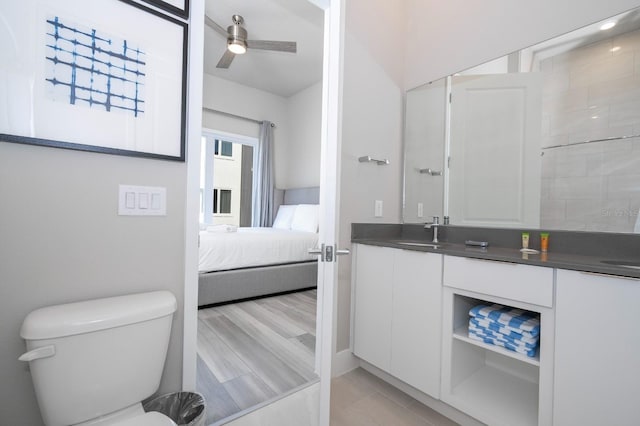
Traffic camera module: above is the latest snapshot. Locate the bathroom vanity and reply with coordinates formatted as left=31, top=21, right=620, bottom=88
left=350, top=224, right=640, bottom=426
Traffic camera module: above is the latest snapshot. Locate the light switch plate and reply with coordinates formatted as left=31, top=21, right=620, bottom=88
left=374, top=200, right=383, bottom=217
left=119, top=185, right=166, bottom=216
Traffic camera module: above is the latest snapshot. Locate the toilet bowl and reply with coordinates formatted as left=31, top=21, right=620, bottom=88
left=19, top=291, right=178, bottom=426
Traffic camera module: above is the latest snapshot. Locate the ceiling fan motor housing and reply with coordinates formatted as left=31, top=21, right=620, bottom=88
left=228, top=15, right=247, bottom=43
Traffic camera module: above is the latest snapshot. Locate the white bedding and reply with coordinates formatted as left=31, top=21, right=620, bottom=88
left=198, top=227, right=319, bottom=273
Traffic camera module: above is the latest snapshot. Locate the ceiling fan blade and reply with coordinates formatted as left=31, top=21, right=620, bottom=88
left=216, top=50, right=236, bottom=68
left=205, top=15, right=228, bottom=38
left=246, top=40, right=297, bottom=53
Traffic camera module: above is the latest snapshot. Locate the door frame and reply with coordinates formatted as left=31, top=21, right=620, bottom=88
left=182, top=0, right=344, bottom=424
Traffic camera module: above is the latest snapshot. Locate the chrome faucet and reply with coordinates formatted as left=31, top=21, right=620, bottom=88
left=424, top=216, right=441, bottom=243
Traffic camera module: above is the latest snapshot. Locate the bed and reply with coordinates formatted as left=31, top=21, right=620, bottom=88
left=198, top=187, right=320, bottom=307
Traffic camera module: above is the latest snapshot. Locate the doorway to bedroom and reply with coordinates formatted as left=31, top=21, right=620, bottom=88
left=196, top=128, right=320, bottom=425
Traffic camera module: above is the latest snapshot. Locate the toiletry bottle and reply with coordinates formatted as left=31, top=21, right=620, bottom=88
left=521, top=232, right=530, bottom=249
left=540, top=232, right=549, bottom=252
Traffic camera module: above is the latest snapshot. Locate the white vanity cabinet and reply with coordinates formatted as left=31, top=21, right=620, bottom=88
left=553, top=269, right=640, bottom=426
left=441, top=256, right=555, bottom=426
left=352, top=243, right=443, bottom=398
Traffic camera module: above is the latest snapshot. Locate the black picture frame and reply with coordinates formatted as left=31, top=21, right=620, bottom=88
left=140, top=0, right=190, bottom=20
left=0, top=0, right=188, bottom=162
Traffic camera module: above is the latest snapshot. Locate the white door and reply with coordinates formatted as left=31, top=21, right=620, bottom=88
left=448, top=73, right=542, bottom=228
left=183, top=1, right=344, bottom=425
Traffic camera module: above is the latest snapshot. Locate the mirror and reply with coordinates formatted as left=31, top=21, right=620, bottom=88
left=404, top=7, right=640, bottom=233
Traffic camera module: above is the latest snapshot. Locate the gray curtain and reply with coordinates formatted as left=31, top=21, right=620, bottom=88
left=252, top=121, right=275, bottom=226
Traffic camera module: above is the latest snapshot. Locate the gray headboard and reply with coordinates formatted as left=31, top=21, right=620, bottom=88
left=273, top=187, right=320, bottom=221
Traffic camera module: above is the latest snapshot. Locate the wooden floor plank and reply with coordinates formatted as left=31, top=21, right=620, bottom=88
left=197, top=289, right=317, bottom=425
left=294, top=332, right=316, bottom=352
left=223, top=373, right=278, bottom=411
left=204, top=314, right=308, bottom=393
left=196, top=355, right=240, bottom=425
left=197, top=320, right=250, bottom=383
left=256, top=297, right=316, bottom=335
left=236, top=300, right=306, bottom=338
left=217, top=303, right=316, bottom=380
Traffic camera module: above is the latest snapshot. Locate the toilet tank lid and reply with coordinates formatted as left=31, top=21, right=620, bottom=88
left=20, top=291, right=177, bottom=340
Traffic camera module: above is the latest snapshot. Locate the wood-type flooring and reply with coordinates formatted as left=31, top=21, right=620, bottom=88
left=196, top=289, right=317, bottom=425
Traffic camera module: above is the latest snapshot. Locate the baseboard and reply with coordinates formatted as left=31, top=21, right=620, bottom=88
left=332, top=349, right=360, bottom=377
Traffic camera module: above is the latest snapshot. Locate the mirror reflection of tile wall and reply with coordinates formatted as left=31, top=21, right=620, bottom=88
left=540, top=29, right=640, bottom=232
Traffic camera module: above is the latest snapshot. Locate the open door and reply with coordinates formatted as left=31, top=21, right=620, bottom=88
left=183, top=0, right=344, bottom=425
left=448, top=72, right=542, bottom=228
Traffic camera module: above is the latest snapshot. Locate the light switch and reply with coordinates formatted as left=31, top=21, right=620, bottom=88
left=119, top=185, right=167, bottom=216
left=375, top=200, right=383, bottom=217
left=418, top=202, right=424, bottom=218
left=125, top=192, right=136, bottom=209
left=150, top=193, right=161, bottom=210
left=138, top=193, right=149, bottom=209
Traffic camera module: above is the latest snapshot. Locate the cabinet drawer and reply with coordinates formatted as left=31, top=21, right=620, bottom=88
left=443, top=256, right=553, bottom=307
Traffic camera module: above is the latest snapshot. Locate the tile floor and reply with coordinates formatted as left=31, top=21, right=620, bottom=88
left=330, top=368, right=460, bottom=426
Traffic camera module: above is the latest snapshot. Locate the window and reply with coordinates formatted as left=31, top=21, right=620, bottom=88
left=213, top=189, right=232, bottom=214
left=214, top=139, right=233, bottom=157
left=201, top=131, right=258, bottom=226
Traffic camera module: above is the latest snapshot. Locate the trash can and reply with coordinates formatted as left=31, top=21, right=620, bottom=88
left=143, top=391, right=205, bottom=426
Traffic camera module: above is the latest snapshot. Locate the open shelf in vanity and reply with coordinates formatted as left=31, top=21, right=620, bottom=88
left=446, top=293, right=541, bottom=426
left=441, top=256, right=554, bottom=426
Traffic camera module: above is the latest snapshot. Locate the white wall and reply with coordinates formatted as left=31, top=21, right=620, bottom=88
left=336, top=0, right=408, bottom=352
left=202, top=74, right=323, bottom=190
left=284, top=81, right=323, bottom=189
left=0, top=144, right=186, bottom=425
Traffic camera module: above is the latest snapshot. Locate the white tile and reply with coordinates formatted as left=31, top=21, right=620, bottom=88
left=609, top=98, right=640, bottom=128
left=606, top=173, right=640, bottom=199
left=587, top=145, right=639, bottom=177
left=588, top=74, right=640, bottom=106
left=551, top=176, right=604, bottom=199
left=586, top=51, right=635, bottom=85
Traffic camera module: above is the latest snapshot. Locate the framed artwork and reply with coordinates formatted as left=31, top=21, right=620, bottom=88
left=141, top=0, right=190, bottom=19
left=0, top=0, right=188, bottom=161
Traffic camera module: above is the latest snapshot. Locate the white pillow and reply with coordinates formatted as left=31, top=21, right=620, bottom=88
left=291, top=204, right=319, bottom=233
left=273, top=205, right=298, bottom=229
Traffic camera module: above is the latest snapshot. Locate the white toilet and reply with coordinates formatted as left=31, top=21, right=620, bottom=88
left=19, top=291, right=179, bottom=426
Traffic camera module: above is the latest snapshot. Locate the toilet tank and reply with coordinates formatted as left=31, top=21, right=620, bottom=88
left=19, top=291, right=177, bottom=426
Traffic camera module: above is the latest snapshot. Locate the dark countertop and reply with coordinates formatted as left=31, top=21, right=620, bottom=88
left=351, top=224, right=640, bottom=280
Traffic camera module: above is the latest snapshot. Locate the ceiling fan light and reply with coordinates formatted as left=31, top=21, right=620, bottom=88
left=228, top=39, right=247, bottom=54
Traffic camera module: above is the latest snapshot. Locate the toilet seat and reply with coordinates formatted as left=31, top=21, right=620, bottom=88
left=111, top=412, right=177, bottom=426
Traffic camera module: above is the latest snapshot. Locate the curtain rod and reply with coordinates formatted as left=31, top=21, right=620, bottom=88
left=202, top=107, right=275, bottom=127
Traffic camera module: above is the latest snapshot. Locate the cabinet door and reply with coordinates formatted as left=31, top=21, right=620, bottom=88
left=554, top=269, right=640, bottom=426
left=391, top=250, right=442, bottom=398
left=352, top=244, right=393, bottom=371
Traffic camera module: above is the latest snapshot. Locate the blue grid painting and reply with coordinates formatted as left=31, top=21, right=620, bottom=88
left=45, top=16, right=145, bottom=117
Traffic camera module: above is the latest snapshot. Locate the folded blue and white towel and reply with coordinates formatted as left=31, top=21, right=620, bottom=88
left=469, top=304, right=540, bottom=337
left=469, top=317, right=538, bottom=344
left=468, top=322, right=538, bottom=349
left=468, top=327, right=538, bottom=357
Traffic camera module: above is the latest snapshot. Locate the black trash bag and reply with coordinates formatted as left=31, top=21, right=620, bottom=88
left=143, top=392, right=205, bottom=426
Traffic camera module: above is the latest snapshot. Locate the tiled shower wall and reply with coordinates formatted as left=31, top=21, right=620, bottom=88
left=540, top=29, right=640, bottom=232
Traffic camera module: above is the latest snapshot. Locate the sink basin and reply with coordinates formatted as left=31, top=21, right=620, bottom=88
left=600, top=260, right=640, bottom=270
left=392, top=241, right=442, bottom=249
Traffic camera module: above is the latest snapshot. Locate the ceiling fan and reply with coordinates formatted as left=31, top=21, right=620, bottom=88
left=205, top=14, right=297, bottom=69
